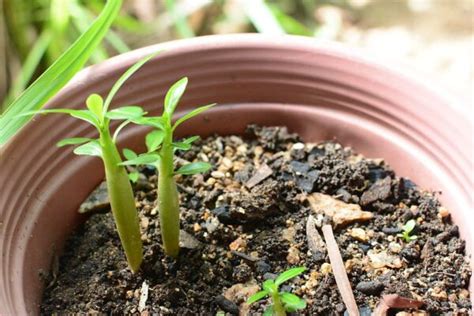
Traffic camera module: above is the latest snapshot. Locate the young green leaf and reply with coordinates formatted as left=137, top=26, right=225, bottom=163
left=133, top=116, right=165, bottom=130
left=102, top=52, right=160, bottom=115
left=176, top=162, right=211, bottom=175
left=247, top=290, right=269, bottom=304
left=173, top=103, right=215, bottom=130
left=128, top=171, right=139, bottom=183
left=146, top=130, right=165, bottom=152
left=70, top=110, right=101, bottom=128
left=18, top=108, right=100, bottom=128
left=171, top=136, right=200, bottom=151
left=262, top=279, right=277, bottom=294
left=0, top=0, right=123, bottom=146
left=280, top=292, right=306, bottom=310
left=57, top=137, right=93, bottom=147
left=182, top=135, right=200, bottom=145
left=123, top=148, right=138, bottom=160
left=275, top=267, right=306, bottom=286
left=86, top=94, right=104, bottom=121
left=164, top=77, right=188, bottom=116
left=106, top=106, right=145, bottom=120
left=172, top=141, right=192, bottom=151
left=73, top=141, right=102, bottom=157
left=120, top=153, right=160, bottom=166
left=402, top=219, right=416, bottom=233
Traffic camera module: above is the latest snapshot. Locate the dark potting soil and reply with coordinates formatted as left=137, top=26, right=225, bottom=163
left=41, top=126, right=471, bottom=315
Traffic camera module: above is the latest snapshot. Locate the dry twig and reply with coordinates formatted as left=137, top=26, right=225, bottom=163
left=322, top=224, right=359, bottom=316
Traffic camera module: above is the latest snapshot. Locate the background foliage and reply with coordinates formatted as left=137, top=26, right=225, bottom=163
left=1, top=0, right=472, bottom=111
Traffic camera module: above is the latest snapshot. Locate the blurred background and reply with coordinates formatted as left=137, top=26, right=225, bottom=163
left=1, top=0, right=472, bottom=111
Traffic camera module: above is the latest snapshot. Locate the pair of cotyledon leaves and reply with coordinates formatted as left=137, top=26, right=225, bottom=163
left=247, top=267, right=307, bottom=315
left=397, top=219, right=418, bottom=242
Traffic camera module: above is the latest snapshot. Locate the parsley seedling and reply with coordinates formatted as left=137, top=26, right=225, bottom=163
left=397, top=219, right=418, bottom=242
left=247, top=267, right=307, bottom=316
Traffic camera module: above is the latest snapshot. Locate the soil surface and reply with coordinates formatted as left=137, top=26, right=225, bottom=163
left=41, top=126, right=471, bottom=315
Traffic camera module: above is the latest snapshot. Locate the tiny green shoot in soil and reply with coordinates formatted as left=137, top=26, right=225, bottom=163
left=18, top=54, right=158, bottom=273
left=121, top=77, right=215, bottom=258
left=397, top=219, right=418, bottom=242
left=247, top=267, right=307, bottom=316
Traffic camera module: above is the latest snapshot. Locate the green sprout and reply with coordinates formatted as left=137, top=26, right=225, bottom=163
left=121, top=77, right=214, bottom=258
left=397, top=219, right=418, bottom=242
left=247, top=267, right=307, bottom=316
left=20, top=54, right=157, bottom=273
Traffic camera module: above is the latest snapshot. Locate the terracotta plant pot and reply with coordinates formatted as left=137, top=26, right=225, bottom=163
left=0, top=34, right=472, bottom=314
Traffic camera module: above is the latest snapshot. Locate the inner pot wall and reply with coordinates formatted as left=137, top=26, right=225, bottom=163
left=0, top=35, right=472, bottom=315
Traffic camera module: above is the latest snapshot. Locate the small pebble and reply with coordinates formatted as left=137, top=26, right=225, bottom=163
left=215, top=295, right=239, bottom=315
left=438, top=206, right=450, bottom=219
left=349, top=228, right=369, bottom=242
left=140, top=217, right=149, bottom=230
left=263, top=272, right=277, bottom=280
left=211, top=171, right=225, bottom=179
left=229, top=237, right=247, bottom=252
left=430, top=287, right=448, bottom=300
left=355, top=280, right=384, bottom=295
left=286, top=246, right=301, bottom=264
left=256, top=261, right=271, bottom=274
left=320, top=263, right=332, bottom=275
left=388, top=242, right=402, bottom=253
left=232, top=263, right=252, bottom=282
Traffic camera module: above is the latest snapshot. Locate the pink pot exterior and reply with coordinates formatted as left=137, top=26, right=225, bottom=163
left=0, top=34, right=472, bottom=314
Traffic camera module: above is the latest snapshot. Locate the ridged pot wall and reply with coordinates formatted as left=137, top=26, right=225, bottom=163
left=0, top=35, right=472, bottom=314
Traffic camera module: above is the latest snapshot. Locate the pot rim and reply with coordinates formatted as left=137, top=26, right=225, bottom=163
left=4, top=34, right=471, bottom=152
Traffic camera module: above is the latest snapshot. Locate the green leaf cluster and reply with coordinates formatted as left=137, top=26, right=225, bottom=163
left=397, top=219, right=418, bottom=242
left=121, top=76, right=214, bottom=178
left=247, top=267, right=307, bottom=316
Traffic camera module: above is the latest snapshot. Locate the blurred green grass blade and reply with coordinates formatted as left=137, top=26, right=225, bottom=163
left=268, top=4, right=312, bottom=36
left=165, top=0, right=195, bottom=38
left=70, top=0, right=130, bottom=55
left=69, top=0, right=109, bottom=63
left=89, top=0, right=145, bottom=33
left=0, top=0, right=123, bottom=146
left=46, top=0, right=72, bottom=64
left=3, top=29, right=53, bottom=107
left=104, top=27, right=130, bottom=53
left=240, top=0, right=285, bottom=35
left=50, top=0, right=69, bottom=34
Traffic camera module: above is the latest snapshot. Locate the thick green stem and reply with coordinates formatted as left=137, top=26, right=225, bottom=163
left=100, top=129, right=142, bottom=272
left=157, top=129, right=180, bottom=258
left=272, top=292, right=286, bottom=316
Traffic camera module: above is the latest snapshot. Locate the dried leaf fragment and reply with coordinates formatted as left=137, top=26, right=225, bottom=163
left=245, top=163, right=273, bottom=189
left=373, top=294, right=424, bottom=316
left=308, top=193, right=373, bottom=227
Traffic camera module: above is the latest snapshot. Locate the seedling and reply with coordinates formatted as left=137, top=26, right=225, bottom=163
left=397, top=219, right=418, bottom=242
left=247, top=267, right=307, bottom=316
left=20, top=55, right=157, bottom=273
left=122, top=77, right=214, bottom=258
